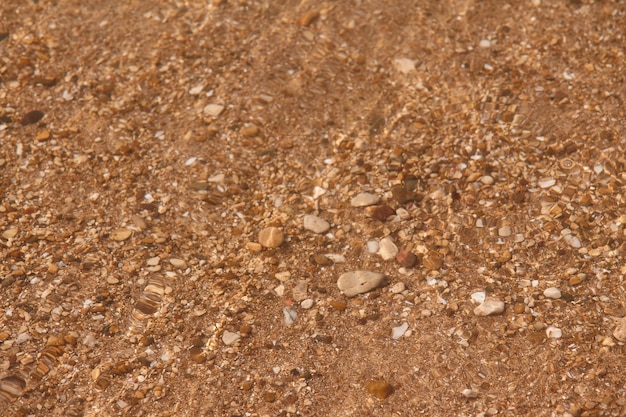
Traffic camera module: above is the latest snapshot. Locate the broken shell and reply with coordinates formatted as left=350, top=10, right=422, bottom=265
left=0, top=375, right=27, bottom=402
left=559, top=158, right=575, bottom=170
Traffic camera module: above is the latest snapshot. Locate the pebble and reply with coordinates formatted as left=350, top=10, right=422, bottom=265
left=364, top=379, right=394, bottom=399
left=546, top=326, right=562, bottom=339
left=169, top=258, right=187, bottom=269
left=498, top=226, right=512, bottom=237
left=240, top=124, right=259, bottom=137
left=301, top=299, right=314, bottom=309
left=20, top=110, right=44, bottom=125
left=393, top=57, right=417, bottom=74
left=303, top=215, right=330, bottom=234
left=283, top=307, right=297, bottom=325
left=324, top=253, right=346, bottom=263
left=222, top=330, right=240, bottom=346
left=337, top=271, right=385, bottom=297
left=367, top=240, right=379, bottom=253
left=203, top=103, right=224, bottom=117
left=258, top=227, right=284, bottom=248
left=613, top=317, right=626, bottom=342
left=110, top=228, right=132, bottom=241
left=479, top=39, right=491, bottom=48
left=473, top=300, right=505, bottom=316
left=292, top=281, right=308, bottom=301
left=543, top=287, right=562, bottom=299
left=480, top=175, right=494, bottom=185
left=391, top=322, right=408, bottom=339
left=462, top=388, right=479, bottom=398
left=538, top=177, right=556, bottom=188
left=471, top=291, right=486, bottom=304
left=390, top=282, right=406, bottom=294
left=350, top=192, right=380, bottom=207
left=378, top=237, right=398, bottom=260
left=395, top=250, right=417, bottom=268
left=368, top=205, right=395, bottom=221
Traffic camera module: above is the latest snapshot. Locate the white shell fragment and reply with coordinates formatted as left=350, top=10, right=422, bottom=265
left=391, top=322, right=409, bottom=340
left=546, top=326, right=562, bottom=339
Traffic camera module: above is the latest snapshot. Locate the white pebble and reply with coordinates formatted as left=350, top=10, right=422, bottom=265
left=222, top=330, right=240, bottom=345
left=473, top=300, right=505, bottom=316
left=471, top=291, right=486, bottom=304
left=546, top=326, right=562, bottom=338
left=462, top=388, right=479, bottom=398
left=283, top=307, right=297, bottom=326
left=350, top=192, right=380, bottom=207
left=378, top=236, right=398, bottom=260
left=367, top=240, right=379, bottom=253
left=543, top=287, right=562, bottom=299
left=204, top=103, right=224, bottom=117
left=324, top=253, right=346, bottom=263
left=300, top=299, right=314, bottom=309
left=391, top=322, right=409, bottom=339
left=538, top=178, right=556, bottom=188
left=303, top=214, right=330, bottom=234
left=479, top=39, right=491, bottom=48
left=390, top=282, right=406, bottom=294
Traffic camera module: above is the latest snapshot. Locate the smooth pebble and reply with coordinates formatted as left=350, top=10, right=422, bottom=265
left=350, top=192, right=380, bottom=207
left=258, top=226, right=284, bottom=248
left=303, top=215, right=330, bottom=234
left=546, top=326, right=562, bottom=338
left=222, top=330, right=240, bottom=346
left=283, top=306, right=297, bottom=325
left=337, top=271, right=385, bottom=297
left=613, top=317, right=626, bottom=342
left=390, top=282, right=406, bottom=294
left=543, top=287, right=562, bottom=299
left=378, top=236, right=398, bottom=260
left=301, top=299, right=314, bottom=309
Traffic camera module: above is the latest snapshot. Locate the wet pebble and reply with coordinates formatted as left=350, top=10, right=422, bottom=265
left=337, top=271, right=385, bottom=297
left=473, top=300, right=505, bottom=316
left=350, top=192, right=380, bottom=207
left=303, top=214, right=330, bottom=234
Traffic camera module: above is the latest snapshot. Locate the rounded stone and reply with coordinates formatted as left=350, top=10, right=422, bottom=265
left=378, top=237, right=398, bottom=260
left=337, top=271, right=385, bottom=297
left=350, top=192, right=380, bottom=207
left=613, top=317, right=626, bottom=342
left=303, top=215, right=330, bottom=234
left=543, top=287, right=562, bottom=299
left=258, top=227, right=284, bottom=248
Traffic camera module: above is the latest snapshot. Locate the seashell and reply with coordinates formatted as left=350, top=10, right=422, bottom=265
left=128, top=276, right=167, bottom=335
left=559, top=158, right=575, bottom=170
left=0, top=375, right=27, bottom=402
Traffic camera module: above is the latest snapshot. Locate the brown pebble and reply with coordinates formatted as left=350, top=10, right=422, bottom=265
left=396, top=250, right=417, bottom=268
left=313, top=254, right=332, bottom=266
left=241, top=125, right=259, bottom=137
left=513, top=304, right=525, bottom=314
left=368, top=205, right=395, bottom=221
left=391, top=184, right=416, bottom=204
left=258, top=226, right=284, bottom=248
left=189, top=347, right=205, bottom=364
left=239, top=325, right=252, bottom=335
left=329, top=300, right=347, bottom=311
left=297, top=10, right=319, bottom=26
left=21, top=110, right=44, bottom=125
left=36, top=130, right=51, bottom=141
left=569, top=275, right=583, bottom=286
left=364, top=379, right=394, bottom=399
left=422, top=253, right=443, bottom=270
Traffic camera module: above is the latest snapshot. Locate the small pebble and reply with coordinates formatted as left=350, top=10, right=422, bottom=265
left=396, top=250, right=417, bottom=268
left=337, top=271, right=385, bottom=297
left=350, top=192, right=380, bottom=207
left=303, top=215, right=330, bottom=234
left=390, top=282, right=406, bottom=294
left=391, top=322, right=408, bottom=339
left=20, top=110, right=44, bottom=125
left=368, top=205, right=395, bottom=221
left=364, top=380, right=394, bottom=399
left=301, top=299, right=314, bottom=309
left=471, top=291, right=486, bottom=304
left=479, top=39, right=491, bottom=48
left=543, top=287, right=562, bottom=299
left=613, top=317, right=626, bottom=342
left=169, top=258, right=187, bottom=269
left=204, top=103, right=224, bottom=117
left=498, top=226, right=512, bottom=237
left=462, top=388, right=479, bottom=398
left=480, top=175, right=494, bottom=185
left=367, top=240, right=379, bottom=253
left=324, top=253, right=346, bottom=263
left=292, top=281, right=308, bottom=301
left=240, top=124, right=259, bottom=137
left=283, top=307, right=297, bottom=325
left=258, top=227, right=284, bottom=248
left=473, top=300, right=505, bottom=316
left=378, top=236, right=398, bottom=260
left=546, top=326, right=562, bottom=339
left=222, top=330, right=240, bottom=346
left=539, top=177, right=556, bottom=188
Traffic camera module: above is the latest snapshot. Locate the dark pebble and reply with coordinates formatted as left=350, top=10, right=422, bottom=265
left=20, top=110, right=44, bottom=125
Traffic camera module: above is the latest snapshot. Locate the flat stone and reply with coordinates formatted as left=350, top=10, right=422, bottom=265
left=337, top=271, right=385, bottom=297
left=378, top=237, right=398, bottom=260
left=473, top=300, right=505, bottom=316
left=350, top=192, right=380, bottom=207
left=204, top=103, right=224, bottom=117
left=613, top=317, right=626, bottom=342
left=390, top=282, right=406, bottom=294
left=301, top=299, right=314, bottom=309
left=543, top=287, right=562, bottom=299
left=222, top=330, right=240, bottom=346
left=303, top=215, right=330, bottom=234
left=169, top=258, right=187, bottom=269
